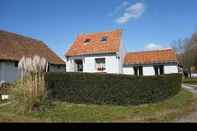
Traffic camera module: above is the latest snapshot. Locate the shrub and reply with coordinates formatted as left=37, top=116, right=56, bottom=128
left=45, top=73, right=182, bottom=105
left=10, top=75, right=46, bottom=113
left=9, top=55, right=48, bottom=113
left=0, top=83, right=12, bottom=95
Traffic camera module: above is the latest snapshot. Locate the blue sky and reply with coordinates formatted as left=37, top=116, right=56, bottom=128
left=1, top=0, right=197, bottom=59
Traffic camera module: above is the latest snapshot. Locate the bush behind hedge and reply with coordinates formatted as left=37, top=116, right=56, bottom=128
left=45, top=73, right=182, bottom=105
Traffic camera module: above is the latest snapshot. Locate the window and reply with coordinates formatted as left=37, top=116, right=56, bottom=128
left=139, top=66, right=143, bottom=76
left=134, top=66, right=138, bottom=76
left=84, top=38, right=91, bottom=44
left=134, top=66, right=143, bottom=76
left=95, top=58, right=106, bottom=71
left=154, top=66, right=159, bottom=76
left=159, top=65, right=164, bottom=75
left=66, top=56, right=69, bottom=61
left=116, top=56, right=120, bottom=59
left=101, top=36, right=108, bottom=43
left=57, top=65, right=61, bottom=69
left=154, top=65, right=164, bottom=75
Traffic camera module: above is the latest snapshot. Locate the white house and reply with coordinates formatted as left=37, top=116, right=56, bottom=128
left=65, top=29, right=178, bottom=75
left=0, top=30, right=66, bottom=83
left=65, top=29, right=126, bottom=74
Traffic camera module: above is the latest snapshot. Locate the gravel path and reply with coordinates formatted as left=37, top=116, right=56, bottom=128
left=176, top=84, right=197, bottom=122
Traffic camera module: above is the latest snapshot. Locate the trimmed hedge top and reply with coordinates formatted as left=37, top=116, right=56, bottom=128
left=45, top=73, right=182, bottom=105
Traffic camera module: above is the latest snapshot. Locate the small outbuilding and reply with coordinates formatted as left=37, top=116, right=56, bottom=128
left=0, top=30, right=65, bottom=83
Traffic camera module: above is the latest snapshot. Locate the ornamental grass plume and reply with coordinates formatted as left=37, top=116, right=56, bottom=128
left=14, top=55, right=48, bottom=112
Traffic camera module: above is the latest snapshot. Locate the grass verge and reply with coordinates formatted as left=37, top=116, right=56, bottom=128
left=0, top=89, right=195, bottom=122
left=183, top=78, right=197, bottom=84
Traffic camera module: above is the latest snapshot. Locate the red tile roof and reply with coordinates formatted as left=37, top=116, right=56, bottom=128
left=65, top=29, right=122, bottom=57
left=124, top=49, right=177, bottom=65
left=0, top=30, right=65, bottom=65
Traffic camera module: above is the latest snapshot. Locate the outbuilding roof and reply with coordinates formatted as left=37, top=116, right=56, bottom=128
left=0, top=30, right=65, bottom=65
left=124, top=49, right=177, bottom=65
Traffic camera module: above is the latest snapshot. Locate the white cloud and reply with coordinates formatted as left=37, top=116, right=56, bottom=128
left=115, top=2, right=145, bottom=24
left=126, top=2, right=145, bottom=18
left=115, top=13, right=132, bottom=24
left=109, top=1, right=129, bottom=16
left=145, top=43, right=164, bottom=50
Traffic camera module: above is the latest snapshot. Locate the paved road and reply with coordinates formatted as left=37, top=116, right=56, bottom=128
left=176, top=84, right=197, bottom=122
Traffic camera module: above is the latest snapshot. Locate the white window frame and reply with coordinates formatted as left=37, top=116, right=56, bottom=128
left=95, top=58, right=106, bottom=72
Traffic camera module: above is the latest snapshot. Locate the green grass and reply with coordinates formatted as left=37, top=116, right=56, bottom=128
left=0, top=89, right=195, bottom=122
left=183, top=78, right=197, bottom=84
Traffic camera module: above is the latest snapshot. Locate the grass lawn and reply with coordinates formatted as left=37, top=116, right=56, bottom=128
left=0, top=89, right=195, bottom=122
left=183, top=78, right=197, bottom=84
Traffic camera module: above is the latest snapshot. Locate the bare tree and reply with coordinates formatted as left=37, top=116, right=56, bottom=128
left=171, top=32, right=197, bottom=78
left=191, top=32, right=197, bottom=67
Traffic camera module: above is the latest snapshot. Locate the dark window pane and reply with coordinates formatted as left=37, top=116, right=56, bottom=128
left=154, top=66, right=159, bottom=76
left=160, top=65, right=164, bottom=75
left=134, top=66, right=138, bottom=76
left=139, top=66, right=143, bottom=76
left=101, top=36, right=108, bottom=43
left=84, top=38, right=91, bottom=44
left=134, top=66, right=143, bottom=76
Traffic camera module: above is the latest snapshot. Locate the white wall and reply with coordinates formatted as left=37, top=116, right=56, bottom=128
left=164, top=65, right=178, bottom=74
left=84, top=55, right=120, bottom=73
left=117, top=38, right=127, bottom=74
left=123, top=64, right=178, bottom=76
left=66, top=58, right=74, bottom=72
left=123, top=67, right=134, bottom=75
left=143, top=66, right=155, bottom=76
left=66, top=54, right=121, bottom=74
left=123, top=66, right=155, bottom=76
left=104, top=55, right=120, bottom=73
left=83, top=57, right=95, bottom=73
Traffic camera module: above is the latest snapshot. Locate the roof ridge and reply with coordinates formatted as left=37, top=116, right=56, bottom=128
left=127, top=48, right=173, bottom=54
left=0, top=29, right=44, bottom=44
left=79, top=28, right=123, bottom=36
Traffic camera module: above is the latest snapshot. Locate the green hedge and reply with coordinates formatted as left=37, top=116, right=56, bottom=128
left=45, top=73, right=182, bottom=105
